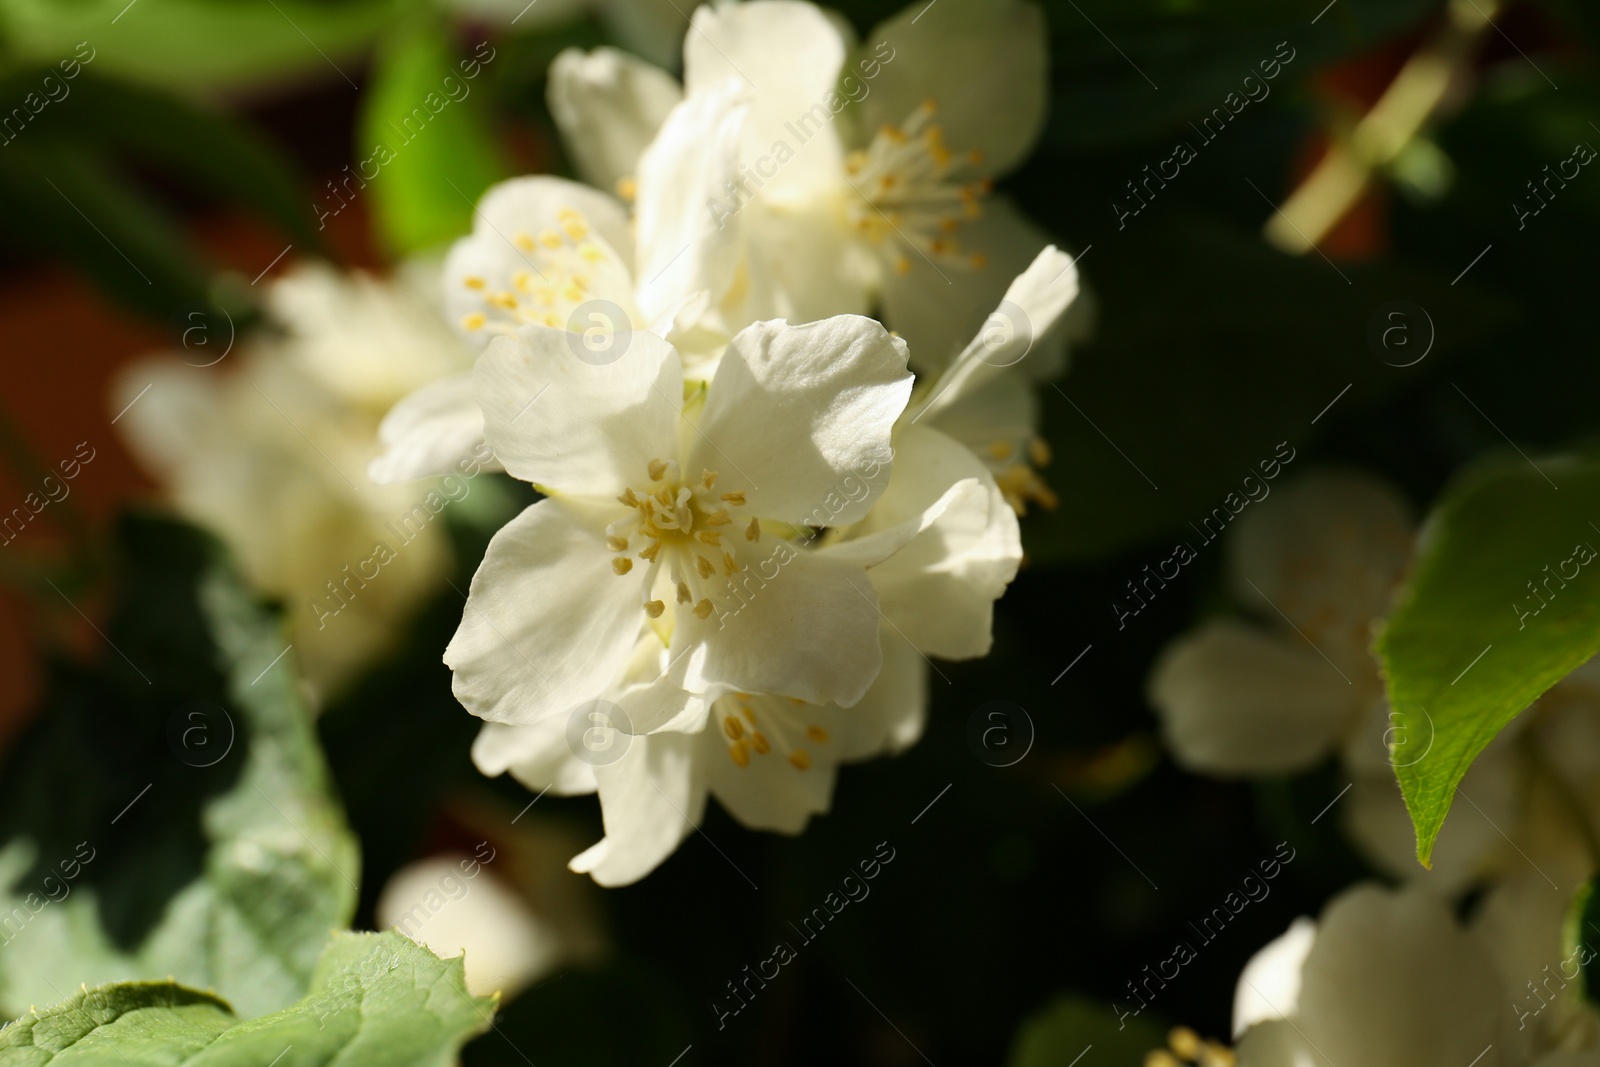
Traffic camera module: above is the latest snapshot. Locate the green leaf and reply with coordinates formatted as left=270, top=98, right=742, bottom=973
left=0, top=514, right=358, bottom=1019
left=1007, top=993, right=1166, bottom=1067
left=1023, top=217, right=1510, bottom=564
left=1377, top=454, right=1600, bottom=866
left=7, top=71, right=323, bottom=250
left=0, top=142, right=214, bottom=320
left=356, top=17, right=508, bottom=255
left=0, top=932, right=495, bottom=1066
left=0, top=0, right=396, bottom=95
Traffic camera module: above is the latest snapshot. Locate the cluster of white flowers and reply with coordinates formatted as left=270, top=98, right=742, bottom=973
left=365, top=0, right=1082, bottom=886
left=1148, top=470, right=1600, bottom=1064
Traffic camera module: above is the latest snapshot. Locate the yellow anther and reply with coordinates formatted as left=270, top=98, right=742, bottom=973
left=720, top=491, right=745, bottom=505
left=894, top=256, right=912, bottom=275
left=612, top=557, right=633, bottom=575
left=988, top=441, right=1015, bottom=461
left=561, top=284, right=584, bottom=303
left=643, top=599, right=665, bottom=618
left=460, top=312, right=487, bottom=332
left=701, top=469, right=718, bottom=489
left=488, top=291, right=518, bottom=310
left=745, top=517, right=761, bottom=542
left=463, top=275, right=486, bottom=290
left=969, top=252, right=988, bottom=269
left=677, top=581, right=692, bottom=603
left=639, top=541, right=661, bottom=562
left=696, top=530, right=722, bottom=546
left=617, top=489, right=638, bottom=507
left=562, top=219, right=588, bottom=241
left=1170, top=1029, right=1202, bottom=1060
left=807, top=726, right=829, bottom=743
left=615, top=176, right=638, bottom=201
left=705, top=510, right=731, bottom=526
left=606, top=536, right=629, bottom=552
left=750, top=730, right=770, bottom=754
left=723, top=716, right=744, bottom=740
left=1144, top=1053, right=1181, bottom=1067
left=511, top=270, right=535, bottom=292
left=513, top=232, right=536, bottom=252
left=1030, top=437, right=1052, bottom=467
left=694, top=598, right=715, bottom=619
left=578, top=243, right=606, bottom=263
left=538, top=229, right=563, bottom=249
left=788, top=749, right=811, bottom=770
left=696, top=556, right=714, bottom=578
left=729, top=741, right=751, bottom=768
left=648, top=458, right=669, bottom=481
left=721, top=552, right=738, bottom=576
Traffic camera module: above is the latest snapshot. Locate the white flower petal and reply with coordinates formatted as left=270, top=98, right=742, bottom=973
left=1147, top=621, right=1360, bottom=775
left=548, top=47, right=682, bottom=193
left=859, top=0, right=1047, bottom=178
left=683, top=544, right=885, bottom=708
left=881, top=198, right=1056, bottom=375
left=838, top=425, right=1020, bottom=660
left=369, top=373, right=495, bottom=484
left=1233, top=916, right=1316, bottom=1037
left=446, top=500, right=648, bottom=726
left=633, top=81, right=750, bottom=325
left=926, top=374, right=1038, bottom=468
left=913, top=246, right=1079, bottom=425
left=1291, top=884, right=1506, bottom=1067
left=569, top=730, right=707, bottom=886
left=734, top=199, right=877, bottom=327
left=693, top=316, right=911, bottom=527
left=705, top=696, right=839, bottom=834
left=684, top=0, right=849, bottom=193
left=476, top=326, right=682, bottom=497
left=471, top=720, right=598, bottom=796
left=1228, top=469, right=1414, bottom=672
left=443, top=177, right=637, bottom=348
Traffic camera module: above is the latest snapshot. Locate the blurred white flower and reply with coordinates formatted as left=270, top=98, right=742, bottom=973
left=1229, top=882, right=1600, bottom=1067
left=1146, top=469, right=1600, bottom=895
left=377, top=853, right=552, bottom=997
left=114, top=261, right=474, bottom=696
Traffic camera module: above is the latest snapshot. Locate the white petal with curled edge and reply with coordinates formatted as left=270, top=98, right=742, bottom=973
left=476, top=326, right=682, bottom=497
left=547, top=47, right=682, bottom=193
left=683, top=0, right=849, bottom=194
left=692, top=316, right=911, bottom=527
left=834, top=425, right=1021, bottom=661
left=633, top=80, right=749, bottom=325
left=859, top=0, right=1047, bottom=179
left=1233, top=916, right=1316, bottom=1037
left=443, top=176, right=637, bottom=348
left=569, top=730, right=707, bottom=886
left=881, top=198, right=1055, bottom=376
left=680, top=542, right=885, bottom=709
left=1147, top=621, right=1359, bottom=775
left=911, top=246, right=1078, bottom=424
left=472, top=720, right=598, bottom=797
left=446, top=500, right=648, bottom=727
left=369, top=373, right=495, bottom=484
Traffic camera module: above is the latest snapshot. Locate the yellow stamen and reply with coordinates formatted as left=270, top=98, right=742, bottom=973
left=612, top=557, right=633, bottom=575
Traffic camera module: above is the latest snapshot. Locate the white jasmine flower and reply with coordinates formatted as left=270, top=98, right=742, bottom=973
left=115, top=262, right=469, bottom=695
left=446, top=314, right=917, bottom=724
left=549, top=0, right=1070, bottom=371
left=457, top=246, right=1070, bottom=888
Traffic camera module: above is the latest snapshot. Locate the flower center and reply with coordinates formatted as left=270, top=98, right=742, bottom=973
left=715, top=693, right=830, bottom=772
left=608, top=459, right=760, bottom=619
left=844, top=99, right=991, bottom=277
left=988, top=436, right=1057, bottom=516
left=455, top=207, right=619, bottom=336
